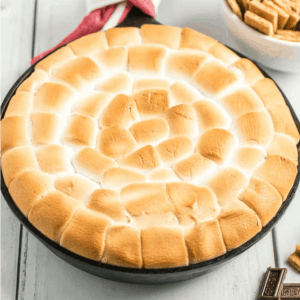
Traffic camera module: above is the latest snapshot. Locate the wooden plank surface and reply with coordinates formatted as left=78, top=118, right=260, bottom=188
left=16, top=1, right=276, bottom=300
left=1, top=1, right=35, bottom=299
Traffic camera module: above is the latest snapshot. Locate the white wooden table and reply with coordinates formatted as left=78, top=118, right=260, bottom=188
left=1, top=0, right=300, bottom=299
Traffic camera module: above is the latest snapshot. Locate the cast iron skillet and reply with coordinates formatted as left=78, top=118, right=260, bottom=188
left=1, top=6, right=300, bottom=284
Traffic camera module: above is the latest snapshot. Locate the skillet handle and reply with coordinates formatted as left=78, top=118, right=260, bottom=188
left=116, top=5, right=161, bottom=28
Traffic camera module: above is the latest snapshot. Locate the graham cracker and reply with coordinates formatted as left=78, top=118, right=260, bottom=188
left=227, top=0, right=243, bottom=20
left=288, top=245, right=300, bottom=273
left=263, top=0, right=290, bottom=29
left=244, top=10, right=274, bottom=35
left=249, top=1, right=279, bottom=32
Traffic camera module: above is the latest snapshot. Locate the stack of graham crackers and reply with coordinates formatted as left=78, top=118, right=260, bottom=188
left=288, top=245, right=300, bottom=273
left=227, top=0, right=300, bottom=42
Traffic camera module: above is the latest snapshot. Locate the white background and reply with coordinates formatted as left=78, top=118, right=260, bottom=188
left=1, top=0, right=300, bottom=299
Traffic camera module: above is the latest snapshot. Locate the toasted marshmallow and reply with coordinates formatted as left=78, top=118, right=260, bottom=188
left=36, top=144, right=73, bottom=174
left=208, top=167, right=249, bottom=206
left=208, top=43, right=239, bottom=64
left=232, top=147, right=265, bottom=171
left=119, top=145, right=161, bottom=171
left=94, top=47, right=127, bottom=72
left=100, top=94, right=139, bottom=128
left=156, top=136, right=194, bottom=164
left=68, top=32, right=108, bottom=55
left=221, top=87, right=264, bottom=118
left=5, top=92, right=32, bottom=117
left=133, top=89, right=170, bottom=118
left=196, top=128, right=236, bottom=164
left=87, top=189, right=126, bottom=222
left=133, top=78, right=173, bottom=93
left=169, top=81, right=202, bottom=105
left=193, top=100, right=231, bottom=131
left=106, top=27, right=141, bottom=47
left=31, top=112, right=61, bottom=146
left=164, top=104, right=198, bottom=139
left=60, top=207, right=111, bottom=260
left=73, top=147, right=117, bottom=182
left=55, top=174, right=99, bottom=202
left=141, top=24, right=181, bottom=49
left=130, top=118, right=170, bottom=146
left=97, top=125, right=138, bottom=159
left=218, top=200, right=262, bottom=250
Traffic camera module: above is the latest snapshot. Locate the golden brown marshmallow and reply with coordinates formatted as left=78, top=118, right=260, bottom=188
left=17, top=70, right=48, bottom=93
left=148, top=168, right=179, bottom=182
left=63, top=113, right=98, bottom=148
left=74, top=92, right=111, bottom=119
left=239, top=177, right=282, bottom=226
left=28, top=191, right=82, bottom=243
left=133, top=78, right=173, bottom=93
left=130, top=118, right=170, bottom=146
left=185, top=219, right=226, bottom=263
left=9, top=170, right=54, bottom=217
left=128, top=45, right=167, bottom=75
left=252, top=78, right=286, bottom=107
left=102, top=167, right=146, bottom=188
left=106, top=27, right=141, bottom=47
left=87, top=189, right=127, bottom=222
left=96, top=72, right=133, bottom=95
left=165, top=51, right=209, bottom=80
left=100, top=94, right=139, bottom=128
left=194, top=60, right=239, bottom=96
left=54, top=56, right=102, bottom=91
left=119, top=145, right=161, bottom=171
left=221, top=87, right=264, bottom=118
left=2, top=146, right=39, bottom=186
left=35, top=47, right=75, bottom=73
left=55, top=174, right=99, bottom=202
left=141, top=24, right=181, bottom=49
left=193, top=100, right=230, bottom=131
left=180, top=28, right=218, bottom=51
left=156, top=136, right=194, bottom=164
left=233, top=58, right=264, bottom=85
left=208, top=43, right=240, bottom=64
left=31, top=112, right=61, bottom=146
left=94, top=47, right=127, bottom=72
left=36, top=144, right=72, bottom=174
left=121, top=183, right=171, bottom=216
left=164, top=104, right=198, bottom=139
left=267, top=104, right=300, bottom=144
left=97, top=125, right=138, bottom=159
left=218, top=200, right=262, bottom=250
left=234, top=111, right=274, bottom=145
left=33, top=82, right=76, bottom=114
left=102, top=225, right=142, bottom=268
left=5, top=92, right=32, bottom=117
left=141, top=226, right=189, bottom=268
left=196, top=128, right=236, bottom=164
left=1, top=116, right=30, bottom=154
left=133, top=89, right=170, bottom=117
left=169, top=81, right=202, bottom=105
left=68, top=32, right=108, bottom=55
left=208, top=167, right=249, bottom=206
left=254, top=155, right=297, bottom=200
left=267, top=134, right=298, bottom=165
left=167, top=182, right=219, bottom=221
left=72, top=147, right=117, bottom=183
left=232, top=147, right=265, bottom=171
left=173, top=153, right=216, bottom=181
left=60, top=207, right=112, bottom=261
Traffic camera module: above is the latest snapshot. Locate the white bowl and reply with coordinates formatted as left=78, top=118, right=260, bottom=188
left=221, top=0, right=300, bottom=73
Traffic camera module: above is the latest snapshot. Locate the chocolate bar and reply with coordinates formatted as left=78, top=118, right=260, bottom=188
left=281, top=284, right=300, bottom=299
left=259, top=267, right=287, bottom=300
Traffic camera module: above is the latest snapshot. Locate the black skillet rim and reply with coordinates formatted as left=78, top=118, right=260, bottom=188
left=2, top=11, right=300, bottom=275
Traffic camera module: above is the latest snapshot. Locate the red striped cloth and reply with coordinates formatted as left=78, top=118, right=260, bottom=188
left=31, top=0, right=156, bottom=65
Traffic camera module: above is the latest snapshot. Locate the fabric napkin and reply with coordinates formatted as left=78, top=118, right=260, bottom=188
left=31, top=0, right=160, bottom=65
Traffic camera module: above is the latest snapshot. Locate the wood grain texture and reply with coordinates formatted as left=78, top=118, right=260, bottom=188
left=1, top=0, right=35, bottom=299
